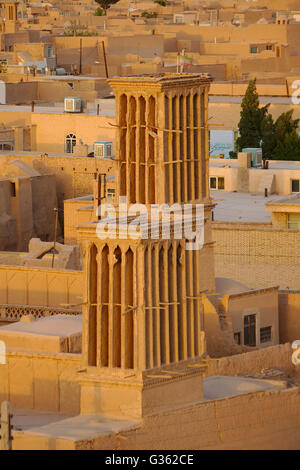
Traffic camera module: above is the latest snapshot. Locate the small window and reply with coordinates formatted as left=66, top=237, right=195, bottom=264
left=106, top=144, right=112, bottom=157
left=291, top=179, right=300, bottom=193
left=266, top=45, right=273, bottom=51
left=244, top=314, right=256, bottom=347
left=250, top=46, right=258, bottom=54
left=95, top=144, right=104, bottom=157
left=260, top=326, right=272, bottom=343
left=65, top=133, right=76, bottom=153
left=209, top=177, right=217, bottom=189
left=106, top=188, right=115, bottom=204
left=287, top=213, right=300, bottom=230
left=210, top=176, right=224, bottom=190
left=234, top=332, right=241, bottom=345
left=9, top=5, right=14, bottom=20
left=10, top=182, right=16, bottom=197
left=175, top=16, right=184, bottom=24
left=217, top=177, right=224, bottom=190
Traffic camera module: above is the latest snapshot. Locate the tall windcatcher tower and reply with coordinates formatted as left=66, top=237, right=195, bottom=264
left=112, top=73, right=212, bottom=206
left=78, top=74, right=215, bottom=420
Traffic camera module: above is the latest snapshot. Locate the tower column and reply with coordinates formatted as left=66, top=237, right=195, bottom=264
left=145, top=96, right=150, bottom=205
left=186, top=249, right=195, bottom=358
left=196, top=90, right=202, bottom=201
left=170, top=242, right=179, bottom=362
left=182, top=93, right=189, bottom=203
left=124, top=93, right=130, bottom=203
left=153, top=243, right=161, bottom=366
left=135, top=96, right=141, bottom=204
left=168, top=92, right=174, bottom=204
left=136, top=243, right=147, bottom=370
left=146, top=243, right=154, bottom=369
left=190, top=92, right=195, bottom=200
left=204, top=87, right=209, bottom=199
left=163, top=240, right=170, bottom=364
left=82, top=241, right=92, bottom=367
left=108, top=247, right=122, bottom=367
left=178, top=242, right=188, bottom=360
left=194, top=249, right=202, bottom=356
left=175, top=94, right=181, bottom=203
left=121, top=247, right=127, bottom=368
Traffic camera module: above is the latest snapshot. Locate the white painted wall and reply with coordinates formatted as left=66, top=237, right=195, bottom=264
left=0, top=81, right=6, bottom=105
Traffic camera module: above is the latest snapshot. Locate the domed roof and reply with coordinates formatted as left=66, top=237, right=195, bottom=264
left=215, top=277, right=250, bottom=296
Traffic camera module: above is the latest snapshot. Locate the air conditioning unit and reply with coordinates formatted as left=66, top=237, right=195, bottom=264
left=94, top=141, right=113, bottom=158
left=256, top=150, right=262, bottom=166
left=64, top=97, right=82, bottom=113
left=242, top=147, right=262, bottom=167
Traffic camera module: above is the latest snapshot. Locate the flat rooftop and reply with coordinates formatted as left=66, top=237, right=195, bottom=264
left=0, top=314, right=82, bottom=353
left=209, top=96, right=296, bottom=105
left=37, top=76, right=106, bottom=81
left=211, top=191, right=284, bottom=223
left=109, top=72, right=212, bottom=83
left=203, top=375, right=286, bottom=400
left=10, top=376, right=285, bottom=446
left=0, top=104, right=115, bottom=117
left=210, top=158, right=300, bottom=171
left=0, top=150, right=115, bottom=159
left=266, top=194, right=300, bottom=206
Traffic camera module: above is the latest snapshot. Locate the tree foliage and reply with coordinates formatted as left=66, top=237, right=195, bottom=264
left=261, top=113, right=276, bottom=160
left=141, top=10, right=158, bottom=18
left=273, top=111, right=300, bottom=160
left=0, top=62, right=7, bottom=73
left=236, top=79, right=269, bottom=151
left=237, top=79, right=300, bottom=160
left=94, top=0, right=120, bottom=15
left=94, top=7, right=104, bottom=15
left=153, top=0, right=169, bottom=5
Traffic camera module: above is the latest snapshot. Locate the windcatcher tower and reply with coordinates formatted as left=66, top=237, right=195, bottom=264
left=78, top=74, right=216, bottom=420
left=0, top=1, right=19, bottom=33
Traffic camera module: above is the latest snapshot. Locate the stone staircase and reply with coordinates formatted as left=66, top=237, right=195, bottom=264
left=216, top=298, right=235, bottom=343
left=257, top=173, right=275, bottom=195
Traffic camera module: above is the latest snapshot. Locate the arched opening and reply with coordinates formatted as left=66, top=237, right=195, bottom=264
left=100, top=244, right=109, bottom=366
left=88, top=243, right=98, bottom=366
left=148, top=95, right=156, bottom=204
left=129, top=96, right=136, bottom=204
left=119, top=94, right=127, bottom=196
left=139, top=96, right=146, bottom=204
left=65, top=133, right=76, bottom=153
left=113, top=246, right=122, bottom=367
left=125, top=248, right=134, bottom=368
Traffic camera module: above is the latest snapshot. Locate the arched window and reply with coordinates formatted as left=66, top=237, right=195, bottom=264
left=65, top=133, right=76, bottom=153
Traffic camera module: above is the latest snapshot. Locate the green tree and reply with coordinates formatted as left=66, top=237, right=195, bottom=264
left=274, top=110, right=299, bottom=142
left=272, top=111, right=300, bottom=160
left=273, top=129, right=300, bottom=161
left=141, top=10, right=158, bottom=18
left=237, top=81, right=300, bottom=160
left=236, top=78, right=269, bottom=151
left=261, top=113, right=276, bottom=160
left=94, top=0, right=120, bottom=15
left=0, top=62, right=7, bottom=73
left=94, top=7, right=104, bottom=15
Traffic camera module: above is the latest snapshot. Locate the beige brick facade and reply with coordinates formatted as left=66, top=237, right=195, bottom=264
left=213, top=222, right=300, bottom=289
